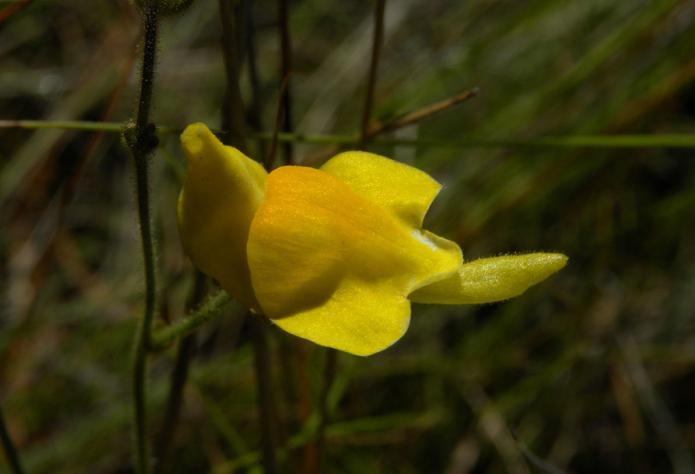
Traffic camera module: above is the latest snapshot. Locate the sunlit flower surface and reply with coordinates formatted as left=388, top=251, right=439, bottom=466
left=177, top=123, right=567, bottom=356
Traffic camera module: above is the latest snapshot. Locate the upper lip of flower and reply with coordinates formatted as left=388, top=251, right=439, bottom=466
left=177, top=123, right=568, bottom=356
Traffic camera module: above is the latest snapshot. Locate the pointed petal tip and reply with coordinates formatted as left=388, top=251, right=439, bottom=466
left=181, top=122, right=215, bottom=157
left=509, top=252, right=568, bottom=284
left=536, top=252, right=569, bottom=274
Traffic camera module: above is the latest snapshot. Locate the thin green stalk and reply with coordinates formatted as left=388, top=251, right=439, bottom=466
left=149, top=290, right=232, bottom=351
left=257, top=132, right=695, bottom=149
left=0, top=406, right=24, bottom=474
left=6, top=119, right=695, bottom=149
left=0, top=119, right=123, bottom=132
left=250, top=316, right=279, bottom=474
left=156, top=272, right=207, bottom=473
left=312, top=349, right=337, bottom=474
left=128, top=3, right=160, bottom=473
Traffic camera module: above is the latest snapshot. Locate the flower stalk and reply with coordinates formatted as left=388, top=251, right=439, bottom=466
left=156, top=272, right=207, bottom=472
left=127, top=2, right=160, bottom=473
left=149, top=290, right=232, bottom=351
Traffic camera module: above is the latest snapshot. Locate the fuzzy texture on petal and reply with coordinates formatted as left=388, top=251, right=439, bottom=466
left=247, top=166, right=461, bottom=356
left=178, top=123, right=267, bottom=310
left=409, top=253, right=568, bottom=304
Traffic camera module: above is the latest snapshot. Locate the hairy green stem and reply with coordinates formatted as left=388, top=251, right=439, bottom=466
left=0, top=406, right=24, bottom=474
left=129, top=3, right=160, bottom=473
left=149, top=290, right=232, bottom=351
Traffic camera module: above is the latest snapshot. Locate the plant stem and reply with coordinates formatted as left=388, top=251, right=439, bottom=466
left=250, top=315, right=279, bottom=474
left=219, top=0, right=247, bottom=152
left=0, top=407, right=24, bottom=474
left=266, top=74, right=292, bottom=169
left=243, top=0, right=266, bottom=160
left=359, top=0, right=386, bottom=149
left=156, top=272, right=207, bottom=473
left=313, top=349, right=338, bottom=474
left=0, top=119, right=123, bottom=132
left=277, top=0, right=294, bottom=164
left=9, top=120, right=695, bottom=150
left=150, top=290, right=232, bottom=351
left=129, top=3, right=159, bottom=473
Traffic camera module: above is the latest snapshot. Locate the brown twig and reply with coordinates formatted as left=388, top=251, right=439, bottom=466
left=305, top=86, right=479, bottom=166
left=368, top=87, right=479, bottom=138
left=358, top=0, right=386, bottom=149
left=219, top=0, right=247, bottom=152
left=243, top=0, right=266, bottom=160
left=266, top=73, right=292, bottom=169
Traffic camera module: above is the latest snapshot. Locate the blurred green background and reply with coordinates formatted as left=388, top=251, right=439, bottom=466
left=2, top=0, right=695, bottom=472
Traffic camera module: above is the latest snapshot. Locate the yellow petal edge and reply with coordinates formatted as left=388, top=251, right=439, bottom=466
left=177, top=123, right=267, bottom=310
left=321, top=150, right=442, bottom=227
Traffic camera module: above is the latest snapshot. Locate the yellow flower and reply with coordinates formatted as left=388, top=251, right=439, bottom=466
left=178, top=123, right=568, bottom=356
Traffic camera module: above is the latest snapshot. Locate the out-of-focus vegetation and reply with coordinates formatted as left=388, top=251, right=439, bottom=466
left=1, top=0, right=695, bottom=472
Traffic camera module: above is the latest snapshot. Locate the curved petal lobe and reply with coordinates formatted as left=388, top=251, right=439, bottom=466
left=178, top=123, right=267, bottom=310
left=273, top=282, right=411, bottom=357
left=321, top=151, right=442, bottom=227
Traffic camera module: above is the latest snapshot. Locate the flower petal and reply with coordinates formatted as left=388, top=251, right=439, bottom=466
left=272, top=281, right=411, bottom=356
left=409, top=253, right=568, bottom=304
left=321, top=151, right=442, bottom=227
left=178, top=123, right=267, bottom=309
left=247, top=166, right=461, bottom=355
